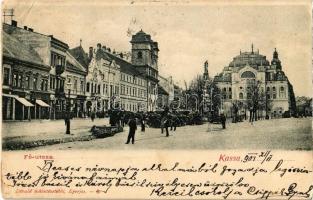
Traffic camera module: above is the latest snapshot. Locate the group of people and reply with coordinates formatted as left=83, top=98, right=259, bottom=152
left=125, top=108, right=180, bottom=144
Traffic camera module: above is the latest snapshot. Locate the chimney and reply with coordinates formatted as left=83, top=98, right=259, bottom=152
left=120, top=53, right=123, bottom=59
left=11, top=20, right=17, bottom=27
left=28, top=28, right=33, bottom=32
left=23, top=26, right=28, bottom=30
left=108, top=48, right=111, bottom=53
left=102, top=45, right=106, bottom=51
left=89, top=47, right=93, bottom=60
left=97, top=43, right=101, bottom=50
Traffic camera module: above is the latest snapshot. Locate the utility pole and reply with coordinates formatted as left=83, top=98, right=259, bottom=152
left=3, top=9, right=14, bottom=24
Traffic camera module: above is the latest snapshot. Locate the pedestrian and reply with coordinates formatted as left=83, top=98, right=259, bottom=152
left=161, top=116, right=170, bottom=137
left=170, top=114, right=177, bottom=131
left=220, top=113, right=226, bottom=129
left=91, top=111, right=95, bottom=122
left=140, top=113, right=145, bottom=132
left=125, top=115, right=137, bottom=144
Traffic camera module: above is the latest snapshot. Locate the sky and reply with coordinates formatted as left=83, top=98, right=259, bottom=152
left=3, top=0, right=312, bottom=97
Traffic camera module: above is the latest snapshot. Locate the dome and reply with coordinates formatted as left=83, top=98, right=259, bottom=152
left=229, top=50, right=270, bottom=69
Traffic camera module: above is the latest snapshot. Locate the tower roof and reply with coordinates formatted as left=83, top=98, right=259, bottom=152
left=130, top=29, right=152, bottom=43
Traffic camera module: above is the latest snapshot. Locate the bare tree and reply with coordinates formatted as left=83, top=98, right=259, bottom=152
left=245, top=80, right=272, bottom=121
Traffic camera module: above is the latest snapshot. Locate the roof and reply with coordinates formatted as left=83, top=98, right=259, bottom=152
left=66, top=51, right=87, bottom=74
left=98, top=49, right=144, bottom=77
left=158, top=85, right=169, bottom=95
left=69, top=45, right=90, bottom=69
left=2, top=31, right=45, bottom=66
left=213, top=72, right=231, bottom=82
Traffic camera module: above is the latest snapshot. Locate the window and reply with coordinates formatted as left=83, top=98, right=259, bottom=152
left=25, top=75, right=30, bottom=89
left=74, top=80, right=78, bottom=92
left=279, top=86, right=285, bottom=98
left=98, top=85, right=100, bottom=94
left=3, top=68, right=10, bottom=85
left=115, top=86, right=119, bottom=95
left=45, top=79, right=48, bottom=91
left=273, top=93, right=276, bottom=99
left=241, top=71, right=255, bottom=78
left=51, top=52, right=65, bottom=67
left=13, top=73, right=17, bottom=87
left=18, top=74, right=22, bottom=88
left=229, top=87, right=232, bottom=92
left=247, top=93, right=251, bottom=99
left=137, top=51, right=143, bottom=59
left=50, top=77, right=53, bottom=89
left=272, top=87, right=276, bottom=93
left=33, top=77, right=38, bottom=90
left=229, top=94, right=232, bottom=99
left=86, top=82, right=90, bottom=92
left=91, top=83, right=93, bottom=93
left=40, top=79, right=44, bottom=90
left=81, top=81, right=84, bottom=93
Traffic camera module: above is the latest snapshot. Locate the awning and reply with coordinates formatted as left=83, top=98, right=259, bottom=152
left=35, top=99, right=50, bottom=107
left=16, top=97, right=34, bottom=107
left=2, top=93, right=18, bottom=98
left=2, top=94, right=34, bottom=107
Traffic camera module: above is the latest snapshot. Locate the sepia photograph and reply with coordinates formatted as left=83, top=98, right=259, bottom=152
left=1, top=1, right=313, bottom=200
left=1, top=0, right=312, bottom=152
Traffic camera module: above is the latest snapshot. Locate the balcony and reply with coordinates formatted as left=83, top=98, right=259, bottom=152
left=55, top=65, right=65, bottom=75
left=55, top=87, right=65, bottom=97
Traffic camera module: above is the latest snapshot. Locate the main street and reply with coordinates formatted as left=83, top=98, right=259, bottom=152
left=33, top=117, right=312, bottom=150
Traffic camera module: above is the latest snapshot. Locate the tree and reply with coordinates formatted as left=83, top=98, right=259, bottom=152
left=245, top=79, right=272, bottom=121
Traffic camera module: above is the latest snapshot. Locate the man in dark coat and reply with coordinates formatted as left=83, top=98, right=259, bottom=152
left=220, top=113, right=226, bottom=129
left=140, top=113, right=145, bottom=132
left=161, top=115, right=170, bottom=137
left=125, top=115, right=137, bottom=144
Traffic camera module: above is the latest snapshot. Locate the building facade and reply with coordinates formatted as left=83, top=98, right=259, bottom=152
left=209, top=45, right=295, bottom=118
left=65, top=50, right=87, bottom=117
left=2, top=31, right=50, bottom=120
left=2, top=21, right=88, bottom=120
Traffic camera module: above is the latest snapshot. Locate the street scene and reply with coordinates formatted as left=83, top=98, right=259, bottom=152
left=2, top=2, right=312, bottom=151
left=30, top=117, right=310, bottom=150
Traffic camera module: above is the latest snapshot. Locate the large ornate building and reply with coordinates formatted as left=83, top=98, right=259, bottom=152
left=207, top=44, right=296, bottom=118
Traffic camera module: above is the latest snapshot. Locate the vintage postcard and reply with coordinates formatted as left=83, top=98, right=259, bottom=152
left=1, top=0, right=312, bottom=199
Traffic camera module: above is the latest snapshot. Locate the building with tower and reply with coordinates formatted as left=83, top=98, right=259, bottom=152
left=206, top=44, right=296, bottom=118
left=130, top=30, right=159, bottom=111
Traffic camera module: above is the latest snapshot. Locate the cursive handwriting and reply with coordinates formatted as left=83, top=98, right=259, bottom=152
left=3, top=159, right=312, bottom=199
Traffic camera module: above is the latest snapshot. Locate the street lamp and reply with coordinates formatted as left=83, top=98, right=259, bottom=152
left=65, top=82, right=72, bottom=134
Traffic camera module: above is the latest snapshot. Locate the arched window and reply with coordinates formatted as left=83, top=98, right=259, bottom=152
left=247, top=92, right=251, bottom=99
left=279, top=86, right=285, bottom=98
left=137, top=51, right=143, bottom=59
left=272, top=86, right=276, bottom=93
left=241, top=71, right=255, bottom=78
left=239, top=92, right=243, bottom=99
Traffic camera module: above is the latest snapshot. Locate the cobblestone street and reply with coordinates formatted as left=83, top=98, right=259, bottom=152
left=29, top=117, right=312, bottom=151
